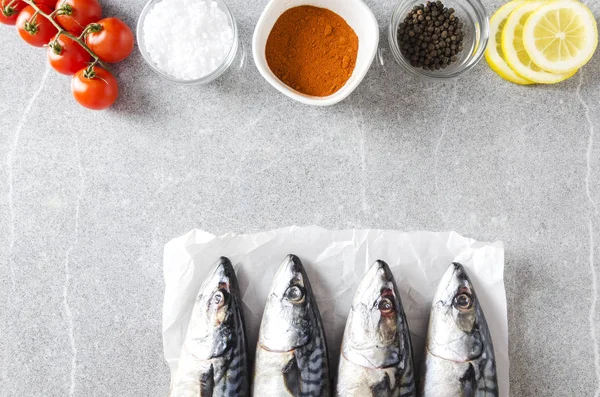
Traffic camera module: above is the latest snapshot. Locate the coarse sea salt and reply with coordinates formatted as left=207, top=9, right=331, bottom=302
left=143, top=0, right=234, bottom=80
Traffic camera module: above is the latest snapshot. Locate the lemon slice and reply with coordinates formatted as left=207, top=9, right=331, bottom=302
left=523, top=0, right=598, bottom=74
left=485, top=0, right=533, bottom=85
left=502, top=1, right=576, bottom=84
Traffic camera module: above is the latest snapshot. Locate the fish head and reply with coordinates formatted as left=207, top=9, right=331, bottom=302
left=426, top=262, right=486, bottom=362
left=342, top=260, right=407, bottom=369
left=186, top=257, right=239, bottom=360
left=258, top=255, right=314, bottom=352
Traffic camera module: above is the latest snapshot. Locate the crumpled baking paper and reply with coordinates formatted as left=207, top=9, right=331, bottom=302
left=163, top=226, right=507, bottom=396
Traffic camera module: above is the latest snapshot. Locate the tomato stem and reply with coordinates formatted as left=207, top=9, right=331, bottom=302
left=83, top=63, right=108, bottom=84
left=24, top=10, right=40, bottom=34
left=85, top=23, right=102, bottom=34
left=1, top=0, right=18, bottom=17
left=3, top=0, right=17, bottom=9
left=48, top=31, right=64, bottom=54
left=23, top=0, right=110, bottom=70
left=56, top=3, right=72, bottom=15
left=79, top=24, right=96, bottom=40
left=2, top=2, right=16, bottom=17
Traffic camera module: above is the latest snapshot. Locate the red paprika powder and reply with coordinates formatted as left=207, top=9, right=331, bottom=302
left=265, top=6, right=359, bottom=97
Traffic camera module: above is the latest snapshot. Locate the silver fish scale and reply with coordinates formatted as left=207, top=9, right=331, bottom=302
left=390, top=330, right=416, bottom=397
left=171, top=310, right=249, bottom=397
left=171, top=330, right=248, bottom=397
left=420, top=347, right=497, bottom=397
left=379, top=369, right=415, bottom=397
left=218, top=304, right=249, bottom=396
left=336, top=331, right=416, bottom=397
left=368, top=343, right=416, bottom=397
left=456, top=288, right=498, bottom=396
left=397, top=354, right=417, bottom=397
left=294, top=326, right=330, bottom=396
left=471, top=340, right=497, bottom=396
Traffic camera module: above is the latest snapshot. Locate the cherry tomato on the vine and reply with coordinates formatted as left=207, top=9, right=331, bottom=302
left=16, top=5, right=57, bottom=47
left=47, top=34, right=91, bottom=75
left=1, top=0, right=56, bottom=24
left=85, top=17, right=134, bottom=63
left=0, top=1, right=25, bottom=25
left=71, top=66, right=118, bottom=110
left=55, top=0, right=101, bottom=35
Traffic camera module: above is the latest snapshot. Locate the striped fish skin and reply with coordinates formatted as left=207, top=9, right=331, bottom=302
left=253, top=254, right=331, bottom=397
left=170, top=257, right=249, bottom=397
left=335, top=260, right=416, bottom=397
left=419, top=263, right=497, bottom=397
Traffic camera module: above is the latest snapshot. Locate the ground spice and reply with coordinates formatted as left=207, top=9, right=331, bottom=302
left=265, top=6, right=359, bottom=97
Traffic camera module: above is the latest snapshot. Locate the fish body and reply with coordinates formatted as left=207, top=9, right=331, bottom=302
left=253, top=254, right=330, bottom=397
left=335, top=260, right=416, bottom=397
left=419, top=263, right=497, bottom=397
left=170, top=257, right=249, bottom=397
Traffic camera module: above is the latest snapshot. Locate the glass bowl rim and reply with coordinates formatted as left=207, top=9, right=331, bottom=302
left=388, top=0, right=490, bottom=80
left=136, top=0, right=239, bottom=85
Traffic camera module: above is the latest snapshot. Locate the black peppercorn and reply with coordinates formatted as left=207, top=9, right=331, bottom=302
left=397, top=1, right=465, bottom=70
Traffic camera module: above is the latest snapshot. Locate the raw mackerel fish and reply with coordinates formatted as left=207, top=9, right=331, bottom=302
left=170, top=257, right=249, bottom=397
left=253, top=254, right=331, bottom=396
left=419, top=263, right=498, bottom=397
left=336, top=260, right=416, bottom=397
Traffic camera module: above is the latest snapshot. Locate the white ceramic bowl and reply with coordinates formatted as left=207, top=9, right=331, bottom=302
left=252, top=0, right=379, bottom=106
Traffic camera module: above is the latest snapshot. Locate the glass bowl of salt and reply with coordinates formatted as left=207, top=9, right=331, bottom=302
left=137, top=0, right=239, bottom=84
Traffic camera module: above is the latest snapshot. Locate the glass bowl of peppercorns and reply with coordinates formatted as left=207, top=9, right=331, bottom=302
left=389, top=0, right=489, bottom=79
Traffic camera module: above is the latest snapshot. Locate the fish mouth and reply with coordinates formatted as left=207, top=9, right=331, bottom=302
left=436, top=262, right=472, bottom=299
left=451, top=262, right=467, bottom=280
left=370, top=260, right=393, bottom=278
left=369, top=260, right=395, bottom=285
left=277, top=254, right=304, bottom=277
left=352, top=260, right=394, bottom=304
left=269, top=254, right=308, bottom=296
left=450, top=262, right=474, bottom=287
left=202, top=256, right=238, bottom=295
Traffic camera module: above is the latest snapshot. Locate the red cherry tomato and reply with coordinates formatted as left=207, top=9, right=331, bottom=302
left=71, top=66, right=118, bottom=110
left=16, top=5, right=58, bottom=47
left=34, top=0, right=56, bottom=8
left=47, top=34, right=91, bottom=75
left=55, top=0, right=101, bottom=35
left=0, top=1, right=25, bottom=25
left=85, top=17, right=134, bottom=63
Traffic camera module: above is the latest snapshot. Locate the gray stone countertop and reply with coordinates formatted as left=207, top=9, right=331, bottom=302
left=1, top=0, right=599, bottom=395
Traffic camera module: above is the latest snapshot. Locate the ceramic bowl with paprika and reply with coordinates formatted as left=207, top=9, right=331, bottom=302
left=252, top=0, right=379, bottom=106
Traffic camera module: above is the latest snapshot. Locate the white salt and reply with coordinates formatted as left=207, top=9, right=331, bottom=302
left=143, top=0, right=234, bottom=80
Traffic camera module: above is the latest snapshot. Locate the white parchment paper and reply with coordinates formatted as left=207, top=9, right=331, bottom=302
left=163, top=226, right=507, bottom=396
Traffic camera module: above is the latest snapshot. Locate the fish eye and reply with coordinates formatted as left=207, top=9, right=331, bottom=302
left=285, top=285, right=304, bottom=302
left=378, top=297, right=394, bottom=313
left=212, top=291, right=225, bottom=306
left=453, top=293, right=473, bottom=310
